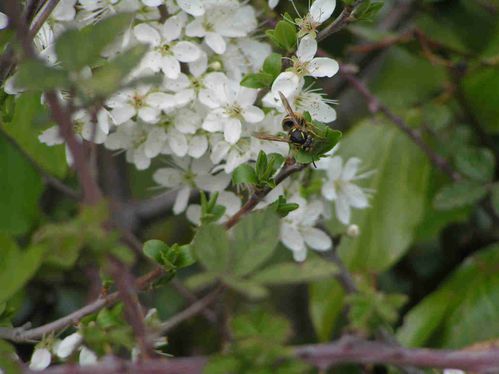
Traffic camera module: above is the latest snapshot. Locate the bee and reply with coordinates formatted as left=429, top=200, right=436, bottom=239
left=256, top=91, right=314, bottom=151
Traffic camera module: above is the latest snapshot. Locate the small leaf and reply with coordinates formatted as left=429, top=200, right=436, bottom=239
left=491, top=184, right=499, bottom=216
left=83, top=44, right=149, bottom=99
left=223, top=276, right=268, bottom=299
left=192, top=224, right=230, bottom=273
left=56, top=13, right=134, bottom=71
left=231, top=310, right=291, bottom=343
left=184, top=272, right=217, bottom=291
left=255, top=151, right=268, bottom=180
left=455, top=147, right=495, bottom=182
left=231, top=209, right=280, bottom=276
left=262, top=53, right=282, bottom=79
left=0, top=235, right=45, bottom=304
left=309, top=279, right=345, bottom=341
left=232, top=164, right=257, bottom=185
left=176, top=244, right=196, bottom=269
left=251, top=258, right=338, bottom=285
left=240, top=72, right=274, bottom=89
left=272, top=21, right=297, bottom=51
left=433, top=181, right=488, bottom=210
left=16, top=60, right=70, bottom=91
left=143, top=239, right=169, bottom=265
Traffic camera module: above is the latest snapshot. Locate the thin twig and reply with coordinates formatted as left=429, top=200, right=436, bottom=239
left=28, top=0, right=61, bottom=38
left=0, top=267, right=165, bottom=343
left=224, top=160, right=307, bottom=229
left=108, top=258, right=155, bottom=359
left=318, top=0, right=366, bottom=41
left=157, top=287, right=222, bottom=335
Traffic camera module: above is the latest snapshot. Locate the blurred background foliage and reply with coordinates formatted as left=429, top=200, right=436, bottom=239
left=0, top=0, right=499, bottom=372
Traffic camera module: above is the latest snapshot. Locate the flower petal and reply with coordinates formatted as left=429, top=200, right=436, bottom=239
left=242, top=106, right=264, bottom=123
left=205, top=32, right=226, bottom=54
left=172, top=41, right=201, bottom=62
left=302, top=227, right=332, bottom=251
left=342, top=157, right=361, bottom=180
left=153, top=168, right=182, bottom=187
left=173, top=186, right=191, bottom=214
left=343, top=183, right=369, bottom=208
left=296, top=35, right=317, bottom=62
left=30, top=348, right=51, bottom=371
left=280, top=223, right=305, bottom=252
left=133, top=23, right=161, bottom=45
left=223, top=118, right=242, bottom=144
left=308, top=57, right=339, bottom=78
left=310, top=0, right=336, bottom=24
left=177, top=0, right=204, bottom=16
left=160, top=55, right=181, bottom=79
left=335, top=196, right=351, bottom=225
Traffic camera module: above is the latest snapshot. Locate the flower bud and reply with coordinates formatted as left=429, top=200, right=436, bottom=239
left=56, top=332, right=83, bottom=359
left=29, top=348, right=51, bottom=371
left=346, top=224, right=360, bottom=238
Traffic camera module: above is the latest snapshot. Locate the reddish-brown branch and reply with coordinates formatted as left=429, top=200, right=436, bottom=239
left=34, top=335, right=499, bottom=373
left=317, top=0, right=366, bottom=41
left=108, top=258, right=155, bottom=359
left=224, top=160, right=306, bottom=229
left=0, top=268, right=165, bottom=343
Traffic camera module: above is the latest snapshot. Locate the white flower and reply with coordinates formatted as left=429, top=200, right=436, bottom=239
left=186, top=191, right=242, bottom=225
left=79, top=346, right=98, bottom=366
left=107, top=86, right=174, bottom=125
left=133, top=14, right=201, bottom=79
left=263, top=76, right=337, bottom=123
left=292, top=35, right=339, bottom=78
left=221, top=38, right=271, bottom=81
left=442, top=370, right=465, bottom=374
left=280, top=195, right=332, bottom=261
left=105, top=121, right=156, bottom=170
left=346, top=224, right=360, bottom=237
left=77, top=0, right=119, bottom=25
left=297, top=0, right=337, bottom=37
left=141, top=0, right=163, bottom=6
left=185, top=4, right=257, bottom=54
left=52, top=1, right=77, bottom=22
left=320, top=157, right=371, bottom=225
left=153, top=157, right=231, bottom=214
left=29, top=348, right=51, bottom=371
left=0, top=12, right=8, bottom=30
left=268, top=0, right=280, bottom=9
left=176, top=0, right=205, bottom=16
left=200, top=72, right=263, bottom=144
left=210, top=135, right=252, bottom=173
left=56, top=332, right=83, bottom=359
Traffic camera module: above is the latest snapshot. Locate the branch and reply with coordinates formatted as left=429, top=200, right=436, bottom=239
left=318, top=0, right=366, bottom=41
left=341, top=69, right=462, bottom=182
left=224, top=159, right=307, bottom=229
left=28, top=0, right=61, bottom=38
left=34, top=335, right=499, bottom=374
left=157, top=287, right=222, bottom=335
left=0, top=268, right=165, bottom=343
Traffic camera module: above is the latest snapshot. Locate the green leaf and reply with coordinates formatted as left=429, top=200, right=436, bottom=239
left=56, top=13, right=134, bottom=71
left=232, top=164, right=258, bottom=185
left=1, top=93, right=67, bottom=178
left=293, top=126, right=342, bottom=164
left=370, top=47, right=446, bottom=109
left=398, top=243, right=499, bottom=348
left=34, top=222, right=85, bottom=268
left=231, top=209, right=280, bottom=276
left=262, top=53, right=282, bottom=79
left=240, top=72, right=274, bottom=89
left=231, top=310, right=291, bottom=343
left=336, top=121, right=431, bottom=272
left=83, top=44, right=149, bottom=99
left=272, top=21, right=297, bottom=51
left=0, top=134, right=44, bottom=235
left=454, top=147, right=495, bottom=182
left=15, top=60, right=70, bottom=91
left=143, top=239, right=169, bottom=265
left=192, top=223, right=230, bottom=273
left=251, top=258, right=338, bottom=285
left=355, top=1, right=384, bottom=21
left=223, top=276, right=268, bottom=300
left=309, top=279, right=345, bottom=342
left=176, top=244, right=196, bottom=269
left=462, top=68, right=499, bottom=133
left=255, top=151, right=268, bottom=179
left=433, top=181, right=488, bottom=210
left=184, top=271, right=217, bottom=291
left=0, top=235, right=44, bottom=304
left=491, top=184, right=499, bottom=216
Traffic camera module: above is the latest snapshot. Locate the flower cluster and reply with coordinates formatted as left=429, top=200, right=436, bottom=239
left=4, top=0, right=371, bottom=261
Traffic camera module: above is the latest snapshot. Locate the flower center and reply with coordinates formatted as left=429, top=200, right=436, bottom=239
left=297, top=14, right=319, bottom=37
left=132, top=94, right=145, bottom=109
left=292, top=57, right=309, bottom=77
left=224, top=104, right=243, bottom=119
left=157, top=44, right=171, bottom=56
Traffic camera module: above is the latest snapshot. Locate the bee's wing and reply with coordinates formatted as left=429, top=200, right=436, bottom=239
left=254, top=133, right=291, bottom=143
left=278, top=91, right=302, bottom=127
